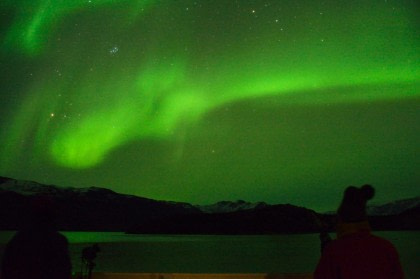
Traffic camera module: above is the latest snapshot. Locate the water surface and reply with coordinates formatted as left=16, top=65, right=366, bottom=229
left=0, top=231, right=418, bottom=278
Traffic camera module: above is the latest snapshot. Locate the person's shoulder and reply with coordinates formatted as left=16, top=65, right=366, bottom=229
left=368, top=234, right=398, bottom=250
left=322, top=238, right=341, bottom=254
left=324, top=232, right=372, bottom=249
left=7, top=229, right=34, bottom=244
left=55, top=231, right=69, bottom=241
left=45, top=230, right=69, bottom=245
left=56, top=231, right=69, bottom=242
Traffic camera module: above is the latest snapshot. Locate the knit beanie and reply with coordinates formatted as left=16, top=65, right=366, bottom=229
left=337, top=184, right=375, bottom=223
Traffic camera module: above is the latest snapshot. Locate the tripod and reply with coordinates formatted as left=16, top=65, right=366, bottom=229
left=79, top=244, right=100, bottom=279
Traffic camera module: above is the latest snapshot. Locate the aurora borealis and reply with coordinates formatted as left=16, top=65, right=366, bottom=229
left=0, top=0, right=419, bottom=211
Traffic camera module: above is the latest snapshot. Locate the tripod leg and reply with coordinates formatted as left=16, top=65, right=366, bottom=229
left=88, top=263, right=92, bottom=279
left=79, top=259, right=84, bottom=279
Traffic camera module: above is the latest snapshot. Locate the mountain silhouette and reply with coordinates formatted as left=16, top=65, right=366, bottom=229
left=1, top=176, right=418, bottom=233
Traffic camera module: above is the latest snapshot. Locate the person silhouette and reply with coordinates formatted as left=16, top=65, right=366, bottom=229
left=314, top=184, right=404, bottom=279
left=1, top=196, right=72, bottom=279
left=81, top=243, right=100, bottom=279
left=319, top=227, right=332, bottom=253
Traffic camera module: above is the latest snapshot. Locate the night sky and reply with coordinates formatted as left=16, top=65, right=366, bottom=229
left=0, top=0, right=419, bottom=211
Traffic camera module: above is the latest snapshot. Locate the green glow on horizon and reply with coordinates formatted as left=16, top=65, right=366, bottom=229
left=0, top=0, right=419, bottom=171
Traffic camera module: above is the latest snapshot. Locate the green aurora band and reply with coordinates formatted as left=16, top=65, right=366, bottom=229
left=2, top=0, right=158, bottom=56
left=0, top=0, right=419, bottom=172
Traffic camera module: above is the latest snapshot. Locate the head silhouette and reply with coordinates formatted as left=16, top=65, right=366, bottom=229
left=1, top=195, right=71, bottom=279
left=337, top=184, right=375, bottom=223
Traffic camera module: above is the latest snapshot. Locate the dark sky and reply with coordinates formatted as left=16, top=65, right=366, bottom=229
left=0, top=0, right=419, bottom=211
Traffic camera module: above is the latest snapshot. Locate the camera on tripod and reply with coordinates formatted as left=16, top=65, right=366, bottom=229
left=80, top=244, right=101, bottom=279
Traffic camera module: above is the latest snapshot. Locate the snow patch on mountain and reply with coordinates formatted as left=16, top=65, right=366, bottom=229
left=197, top=200, right=269, bottom=213
left=367, top=197, right=420, bottom=215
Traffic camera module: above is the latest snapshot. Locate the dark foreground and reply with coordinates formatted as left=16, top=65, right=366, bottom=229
left=71, top=273, right=312, bottom=279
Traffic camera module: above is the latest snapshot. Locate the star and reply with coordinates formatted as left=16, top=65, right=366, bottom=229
left=109, top=46, right=119, bottom=54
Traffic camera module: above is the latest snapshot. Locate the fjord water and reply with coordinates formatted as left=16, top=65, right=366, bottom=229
left=0, top=231, right=418, bottom=278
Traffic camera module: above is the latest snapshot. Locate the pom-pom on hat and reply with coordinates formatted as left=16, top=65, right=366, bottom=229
left=337, top=184, right=375, bottom=223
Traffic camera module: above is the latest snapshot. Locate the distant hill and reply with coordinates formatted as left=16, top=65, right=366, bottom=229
left=323, top=197, right=420, bottom=216
left=0, top=176, right=320, bottom=234
left=367, top=197, right=420, bottom=215
left=127, top=204, right=320, bottom=235
left=196, top=200, right=269, bottom=213
left=1, top=176, right=418, bottom=233
left=320, top=196, right=420, bottom=232
left=0, top=176, right=199, bottom=231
